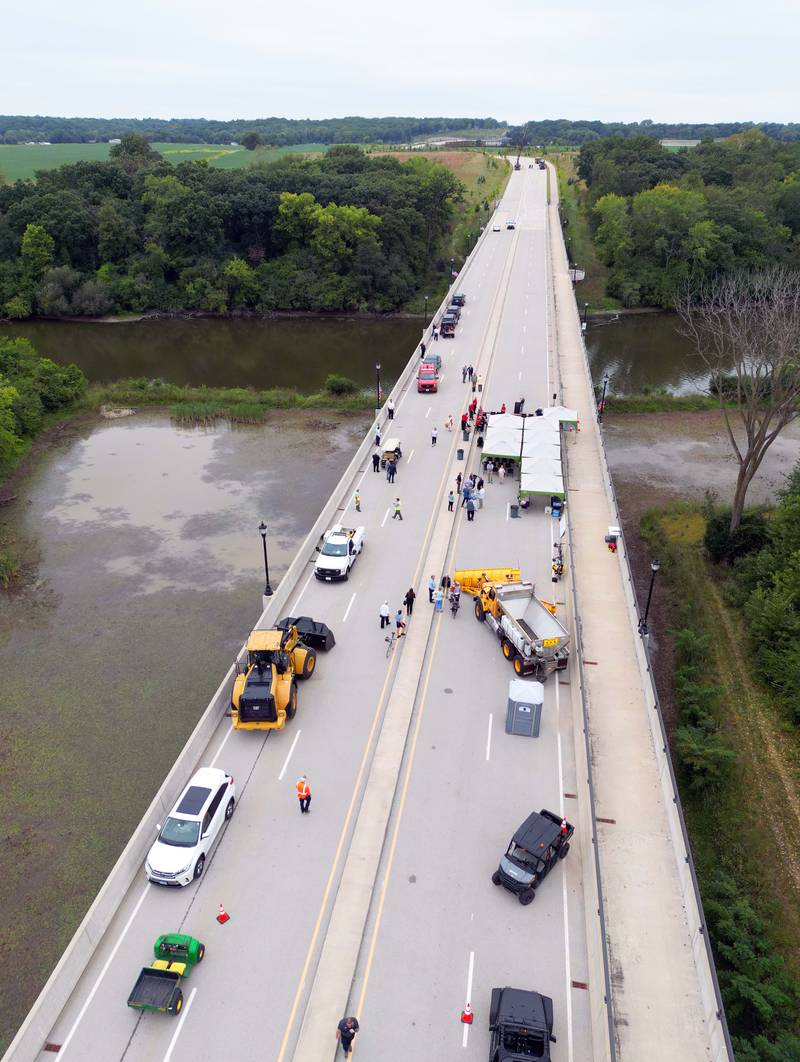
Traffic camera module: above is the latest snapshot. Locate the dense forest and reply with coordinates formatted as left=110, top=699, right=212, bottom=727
left=573, top=131, right=800, bottom=306
left=0, top=137, right=463, bottom=317
left=510, top=119, right=800, bottom=147
left=0, top=115, right=504, bottom=146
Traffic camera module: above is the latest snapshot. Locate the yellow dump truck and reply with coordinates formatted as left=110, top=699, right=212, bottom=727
left=455, top=568, right=569, bottom=679
left=230, top=616, right=334, bottom=730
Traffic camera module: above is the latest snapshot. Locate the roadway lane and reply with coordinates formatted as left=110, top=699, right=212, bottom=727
left=345, top=162, right=594, bottom=1059
left=40, top=175, right=527, bottom=1062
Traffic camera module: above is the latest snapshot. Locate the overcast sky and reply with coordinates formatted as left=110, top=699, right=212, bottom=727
left=5, top=0, right=799, bottom=124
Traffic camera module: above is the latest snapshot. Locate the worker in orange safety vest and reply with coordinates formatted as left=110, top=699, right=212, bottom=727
left=296, top=775, right=311, bottom=814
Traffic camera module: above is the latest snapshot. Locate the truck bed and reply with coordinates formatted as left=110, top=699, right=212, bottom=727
left=127, top=967, right=179, bottom=1009
left=500, top=590, right=567, bottom=644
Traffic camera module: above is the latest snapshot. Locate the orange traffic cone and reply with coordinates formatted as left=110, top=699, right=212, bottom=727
left=461, top=1002, right=474, bottom=1024
left=217, top=903, right=230, bottom=924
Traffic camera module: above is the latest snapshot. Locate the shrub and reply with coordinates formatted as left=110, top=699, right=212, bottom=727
left=704, top=508, right=769, bottom=564
left=324, top=373, right=359, bottom=396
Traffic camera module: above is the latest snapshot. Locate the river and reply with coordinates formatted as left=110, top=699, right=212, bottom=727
left=0, top=317, right=423, bottom=391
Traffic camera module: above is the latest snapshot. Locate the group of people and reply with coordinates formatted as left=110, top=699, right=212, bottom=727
left=429, top=573, right=462, bottom=613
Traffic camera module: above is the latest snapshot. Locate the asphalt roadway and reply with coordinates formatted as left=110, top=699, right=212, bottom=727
left=40, top=161, right=593, bottom=1061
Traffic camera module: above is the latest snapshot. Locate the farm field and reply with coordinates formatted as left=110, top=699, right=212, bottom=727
left=0, top=141, right=329, bottom=181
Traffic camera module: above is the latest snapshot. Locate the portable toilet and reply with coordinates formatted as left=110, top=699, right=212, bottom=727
left=505, top=678, right=544, bottom=737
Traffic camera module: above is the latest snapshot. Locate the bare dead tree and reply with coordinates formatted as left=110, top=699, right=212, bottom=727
left=677, top=266, right=800, bottom=533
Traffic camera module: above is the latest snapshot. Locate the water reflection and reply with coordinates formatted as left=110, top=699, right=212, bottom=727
left=0, top=316, right=423, bottom=391
left=585, top=313, right=722, bottom=395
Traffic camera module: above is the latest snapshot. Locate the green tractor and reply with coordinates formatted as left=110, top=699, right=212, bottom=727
left=127, top=934, right=205, bottom=1017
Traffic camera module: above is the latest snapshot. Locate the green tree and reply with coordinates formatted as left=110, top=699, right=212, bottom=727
left=241, top=131, right=263, bottom=151
left=222, top=256, right=258, bottom=308
left=0, top=384, right=23, bottom=466
left=21, top=223, right=55, bottom=281
left=592, top=193, right=631, bottom=267
left=3, top=294, right=31, bottom=319
left=109, top=134, right=162, bottom=174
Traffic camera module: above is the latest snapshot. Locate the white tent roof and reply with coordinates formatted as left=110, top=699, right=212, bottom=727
left=519, top=462, right=565, bottom=498
left=540, top=405, right=579, bottom=425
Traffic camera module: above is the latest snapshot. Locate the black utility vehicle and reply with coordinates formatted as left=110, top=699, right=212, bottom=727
left=451, top=292, right=467, bottom=306
left=447, top=303, right=462, bottom=321
left=440, top=313, right=457, bottom=337
left=489, top=987, right=556, bottom=1061
left=492, top=809, right=573, bottom=905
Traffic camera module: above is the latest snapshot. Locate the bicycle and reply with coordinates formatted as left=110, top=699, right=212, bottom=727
left=384, top=630, right=397, bottom=657
left=450, top=594, right=460, bottom=618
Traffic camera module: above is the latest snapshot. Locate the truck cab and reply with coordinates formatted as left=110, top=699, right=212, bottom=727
left=489, top=986, right=556, bottom=1061
left=417, top=363, right=439, bottom=393
left=440, top=314, right=457, bottom=337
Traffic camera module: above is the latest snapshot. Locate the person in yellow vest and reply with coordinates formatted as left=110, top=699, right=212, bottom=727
left=296, top=775, right=311, bottom=814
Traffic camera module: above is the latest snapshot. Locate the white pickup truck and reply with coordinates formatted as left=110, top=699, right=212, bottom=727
left=314, top=525, right=365, bottom=582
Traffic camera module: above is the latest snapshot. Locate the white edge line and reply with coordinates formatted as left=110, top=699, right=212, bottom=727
left=505, top=503, right=510, bottom=522
left=163, top=985, right=198, bottom=1062
left=342, top=591, right=356, bottom=623
left=278, top=729, right=303, bottom=782
left=485, top=714, right=493, bottom=761
left=425, top=406, right=432, bottom=418
left=380, top=507, right=390, bottom=528
left=290, top=569, right=315, bottom=615
left=462, top=950, right=475, bottom=1048
left=57, top=884, right=151, bottom=1057
left=407, top=449, right=415, bottom=465
left=210, top=725, right=234, bottom=768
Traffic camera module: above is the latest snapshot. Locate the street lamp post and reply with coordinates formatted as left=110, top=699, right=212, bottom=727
left=375, top=361, right=381, bottom=414
left=423, top=295, right=429, bottom=327
left=582, top=302, right=589, bottom=331
left=258, top=520, right=273, bottom=599
left=638, top=559, right=660, bottom=636
left=450, top=257, right=455, bottom=281
left=598, top=374, right=609, bottom=423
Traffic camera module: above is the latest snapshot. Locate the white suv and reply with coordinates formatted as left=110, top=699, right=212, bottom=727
left=146, top=767, right=235, bottom=886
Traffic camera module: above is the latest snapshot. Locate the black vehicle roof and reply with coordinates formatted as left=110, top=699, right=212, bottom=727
left=176, top=785, right=211, bottom=816
left=512, top=810, right=561, bottom=853
left=496, top=987, right=550, bottom=1030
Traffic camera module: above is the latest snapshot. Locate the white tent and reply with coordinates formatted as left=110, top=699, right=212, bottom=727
left=519, top=458, right=565, bottom=498
left=541, top=405, right=579, bottom=426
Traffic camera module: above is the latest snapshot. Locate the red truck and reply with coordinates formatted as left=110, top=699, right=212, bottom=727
left=417, top=362, right=439, bottom=393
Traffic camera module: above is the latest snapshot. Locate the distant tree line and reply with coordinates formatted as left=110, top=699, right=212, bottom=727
left=0, top=137, right=462, bottom=316
left=509, top=118, right=800, bottom=146
left=573, top=131, right=800, bottom=306
left=0, top=114, right=504, bottom=146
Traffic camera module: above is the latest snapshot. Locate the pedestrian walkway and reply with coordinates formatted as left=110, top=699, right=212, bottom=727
left=548, top=184, right=722, bottom=1060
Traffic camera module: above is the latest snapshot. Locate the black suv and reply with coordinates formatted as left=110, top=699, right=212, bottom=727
left=451, top=292, right=467, bottom=306
left=489, top=986, right=556, bottom=1061
left=492, top=809, right=573, bottom=905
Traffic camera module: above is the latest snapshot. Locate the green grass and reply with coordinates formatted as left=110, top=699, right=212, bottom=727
left=604, top=392, right=724, bottom=413
left=0, top=142, right=330, bottom=182
left=549, top=150, right=622, bottom=313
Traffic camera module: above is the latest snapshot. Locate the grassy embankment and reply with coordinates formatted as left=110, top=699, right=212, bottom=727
left=378, top=151, right=511, bottom=318
left=0, top=142, right=329, bottom=182
left=548, top=150, right=621, bottom=313
left=641, top=503, right=800, bottom=1051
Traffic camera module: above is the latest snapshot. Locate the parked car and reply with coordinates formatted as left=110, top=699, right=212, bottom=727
left=506, top=220, right=516, bottom=230
left=492, top=223, right=501, bottom=232
left=146, top=768, right=235, bottom=886
left=451, top=292, right=466, bottom=306
left=440, top=313, right=457, bottom=337
left=417, top=363, right=439, bottom=393
left=489, top=986, right=557, bottom=1060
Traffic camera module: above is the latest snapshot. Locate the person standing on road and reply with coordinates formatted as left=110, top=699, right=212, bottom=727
left=404, top=586, right=416, bottom=616
left=420, top=341, right=427, bottom=359
left=392, top=497, right=403, bottom=520
left=374, top=425, right=381, bottom=447
left=296, top=776, right=311, bottom=814
left=468, top=365, right=474, bottom=381
left=431, top=426, right=438, bottom=446
left=395, top=609, right=406, bottom=638
left=372, top=448, right=380, bottom=473
left=460, top=412, right=468, bottom=433
left=466, top=497, right=476, bottom=522
left=462, top=483, right=470, bottom=507
left=434, top=587, right=444, bottom=612
left=380, top=600, right=390, bottom=629
left=486, top=460, right=494, bottom=483
left=478, top=485, right=486, bottom=508
left=447, top=490, right=455, bottom=512
left=336, top=1016, right=360, bottom=1056
left=462, top=365, right=468, bottom=383
left=387, top=398, right=395, bottom=420
left=456, top=473, right=462, bottom=493
left=471, top=376, right=477, bottom=394
left=428, top=574, right=436, bottom=602
left=354, top=491, right=361, bottom=513
left=386, top=459, right=396, bottom=484
left=498, top=464, right=506, bottom=484
left=433, top=325, right=439, bottom=341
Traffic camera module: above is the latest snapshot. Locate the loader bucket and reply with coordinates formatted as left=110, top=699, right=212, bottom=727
left=453, top=568, right=522, bottom=596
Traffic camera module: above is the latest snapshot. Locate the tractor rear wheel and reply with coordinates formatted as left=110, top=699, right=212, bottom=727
left=300, top=648, right=317, bottom=680
left=169, top=990, right=184, bottom=1016
left=196, top=943, right=206, bottom=963
left=285, top=681, right=298, bottom=720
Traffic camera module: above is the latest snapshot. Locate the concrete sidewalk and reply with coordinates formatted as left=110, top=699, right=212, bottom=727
left=548, top=181, right=721, bottom=1060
